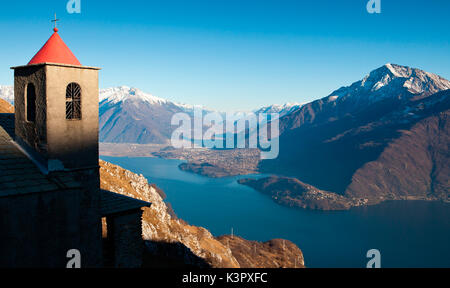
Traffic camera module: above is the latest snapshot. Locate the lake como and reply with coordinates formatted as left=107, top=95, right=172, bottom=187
left=101, top=156, right=450, bottom=268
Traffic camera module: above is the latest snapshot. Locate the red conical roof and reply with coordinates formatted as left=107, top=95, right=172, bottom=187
left=28, top=28, right=81, bottom=66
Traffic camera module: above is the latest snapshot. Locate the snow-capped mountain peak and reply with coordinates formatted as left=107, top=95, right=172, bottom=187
left=365, top=63, right=450, bottom=93
left=384, top=63, right=410, bottom=78
left=255, top=102, right=304, bottom=116
left=99, top=86, right=211, bottom=113
left=99, top=86, right=169, bottom=105
left=328, top=64, right=450, bottom=102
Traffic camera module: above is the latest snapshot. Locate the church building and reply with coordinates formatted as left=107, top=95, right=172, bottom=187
left=0, top=25, right=150, bottom=268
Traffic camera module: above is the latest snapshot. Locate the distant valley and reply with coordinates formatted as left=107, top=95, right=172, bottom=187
left=98, top=86, right=300, bottom=145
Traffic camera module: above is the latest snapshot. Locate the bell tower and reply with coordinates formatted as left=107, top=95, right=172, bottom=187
left=11, top=26, right=101, bottom=173
left=8, top=24, right=103, bottom=267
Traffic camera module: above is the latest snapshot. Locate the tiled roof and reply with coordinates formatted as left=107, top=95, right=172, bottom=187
left=1, top=113, right=150, bottom=216
left=0, top=113, right=14, bottom=138
left=0, top=114, right=82, bottom=197
left=100, top=189, right=151, bottom=216
left=28, top=30, right=81, bottom=66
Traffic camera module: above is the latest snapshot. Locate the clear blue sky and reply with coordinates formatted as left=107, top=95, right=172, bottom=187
left=0, top=0, right=449, bottom=111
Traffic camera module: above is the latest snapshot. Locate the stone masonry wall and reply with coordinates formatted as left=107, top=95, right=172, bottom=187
left=106, top=209, right=144, bottom=268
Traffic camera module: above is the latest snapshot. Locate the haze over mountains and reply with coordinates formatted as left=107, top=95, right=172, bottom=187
left=98, top=86, right=301, bottom=144
left=1, top=85, right=300, bottom=144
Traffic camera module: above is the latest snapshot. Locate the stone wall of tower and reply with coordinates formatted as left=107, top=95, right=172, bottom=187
left=105, top=209, right=144, bottom=268
left=13, top=63, right=100, bottom=172
left=14, top=65, right=48, bottom=160
left=0, top=186, right=103, bottom=268
left=45, top=64, right=99, bottom=171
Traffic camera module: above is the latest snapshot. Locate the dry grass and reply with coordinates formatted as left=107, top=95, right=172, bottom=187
left=0, top=99, right=13, bottom=113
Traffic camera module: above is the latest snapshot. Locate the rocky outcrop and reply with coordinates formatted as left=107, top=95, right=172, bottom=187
left=100, top=160, right=239, bottom=268
left=217, top=236, right=305, bottom=268
left=100, top=160, right=304, bottom=268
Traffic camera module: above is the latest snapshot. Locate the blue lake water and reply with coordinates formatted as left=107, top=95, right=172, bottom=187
left=101, top=156, right=450, bottom=268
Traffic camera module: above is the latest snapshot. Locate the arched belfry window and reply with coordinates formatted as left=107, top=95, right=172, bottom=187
left=66, top=83, right=81, bottom=120
left=26, top=83, right=36, bottom=122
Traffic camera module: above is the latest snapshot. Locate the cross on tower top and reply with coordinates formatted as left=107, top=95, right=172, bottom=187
left=51, top=13, right=60, bottom=32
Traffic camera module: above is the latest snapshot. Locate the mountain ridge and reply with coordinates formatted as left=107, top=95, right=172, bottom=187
left=258, top=64, right=450, bottom=209
left=278, top=63, right=450, bottom=134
